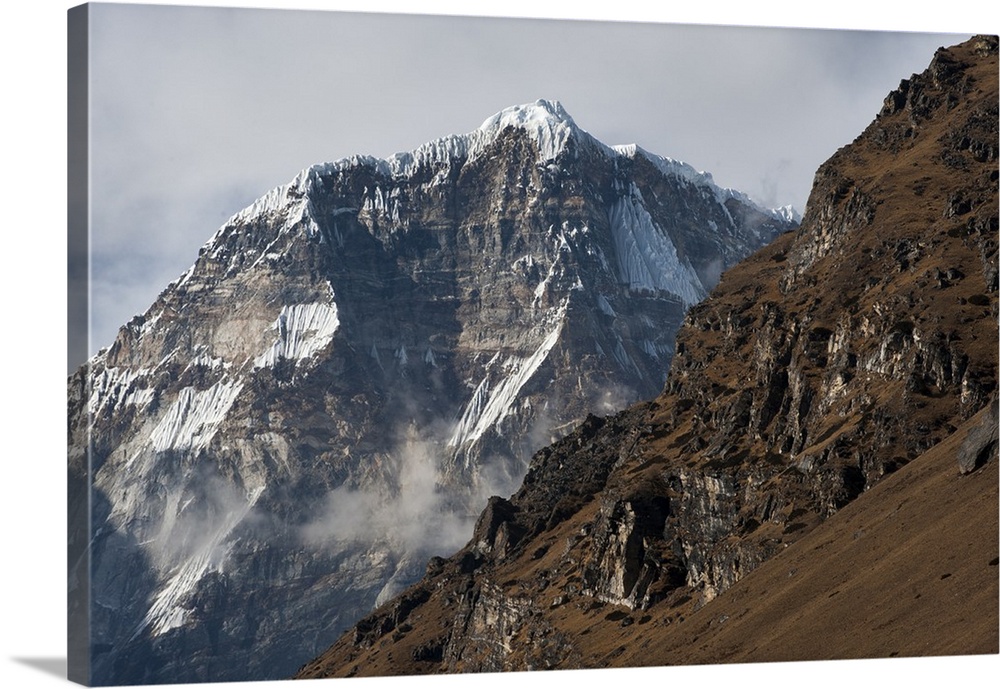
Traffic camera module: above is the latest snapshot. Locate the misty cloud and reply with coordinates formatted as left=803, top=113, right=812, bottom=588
left=300, top=423, right=487, bottom=558
left=148, top=472, right=255, bottom=571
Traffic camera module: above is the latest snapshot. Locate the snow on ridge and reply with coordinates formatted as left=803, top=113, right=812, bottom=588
left=142, top=485, right=264, bottom=637
left=201, top=167, right=322, bottom=265
left=596, top=293, right=617, bottom=317
left=614, top=144, right=718, bottom=189
left=773, top=204, right=802, bottom=223
left=268, top=100, right=585, bottom=199
left=202, top=101, right=796, bottom=271
left=226, top=167, right=315, bottom=227
left=204, top=100, right=583, bottom=245
left=148, top=380, right=244, bottom=454
left=254, top=300, right=340, bottom=369
left=89, top=366, right=154, bottom=415
left=212, top=99, right=799, bottom=250
left=448, top=299, right=568, bottom=455
left=609, top=183, right=706, bottom=305
left=716, top=185, right=801, bottom=224
left=616, top=145, right=799, bottom=223
left=375, top=99, right=582, bottom=178
left=479, top=99, right=576, bottom=131
left=473, top=99, right=578, bottom=161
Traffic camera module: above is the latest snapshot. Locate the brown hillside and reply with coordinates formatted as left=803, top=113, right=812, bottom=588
left=296, top=35, right=999, bottom=679
left=620, top=402, right=999, bottom=665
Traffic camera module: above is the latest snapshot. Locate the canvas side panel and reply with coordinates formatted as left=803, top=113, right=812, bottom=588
left=68, top=3, right=91, bottom=686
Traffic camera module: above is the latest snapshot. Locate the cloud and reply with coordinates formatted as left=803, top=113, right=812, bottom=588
left=148, top=469, right=255, bottom=572
left=300, top=421, right=483, bottom=558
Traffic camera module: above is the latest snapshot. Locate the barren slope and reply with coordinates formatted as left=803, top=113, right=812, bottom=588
left=618, top=402, right=999, bottom=665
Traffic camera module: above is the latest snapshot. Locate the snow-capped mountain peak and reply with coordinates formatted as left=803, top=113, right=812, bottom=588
left=210, top=100, right=585, bottom=249
left=71, top=99, right=797, bottom=685
left=475, top=98, right=579, bottom=159
left=218, top=101, right=799, bottom=245
left=373, top=98, right=582, bottom=177
left=478, top=98, right=576, bottom=130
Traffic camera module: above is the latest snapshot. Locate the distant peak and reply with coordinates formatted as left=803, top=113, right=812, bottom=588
left=774, top=204, right=802, bottom=224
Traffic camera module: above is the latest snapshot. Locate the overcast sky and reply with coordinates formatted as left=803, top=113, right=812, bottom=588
left=78, top=2, right=977, bottom=366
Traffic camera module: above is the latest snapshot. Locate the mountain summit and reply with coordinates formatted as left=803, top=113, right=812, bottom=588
left=69, top=100, right=794, bottom=684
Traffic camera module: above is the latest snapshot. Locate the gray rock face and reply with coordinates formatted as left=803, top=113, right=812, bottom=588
left=68, top=99, right=791, bottom=685
left=958, top=396, right=999, bottom=474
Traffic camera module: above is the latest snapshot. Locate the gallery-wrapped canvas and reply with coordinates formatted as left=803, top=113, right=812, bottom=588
left=67, top=3, right=998, bottom=687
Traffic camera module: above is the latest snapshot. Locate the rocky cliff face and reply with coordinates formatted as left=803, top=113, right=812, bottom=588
left=297, top=35, right=998, bottom=678
left=68, top=100, right=791, bottom=685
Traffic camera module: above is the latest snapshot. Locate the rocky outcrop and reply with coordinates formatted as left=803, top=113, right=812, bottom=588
left=298, top=35, right=998, bottom=679
left=69, top=100, right=792, bottom=685
left=958, top=395, right=999, bottom=474
left=604, top=35, right=999, bottom=603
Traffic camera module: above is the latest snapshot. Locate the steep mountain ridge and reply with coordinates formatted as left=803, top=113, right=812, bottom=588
left=298, top=35, right=998, bottom=678
left=68, top=100, right=792, bottom=684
